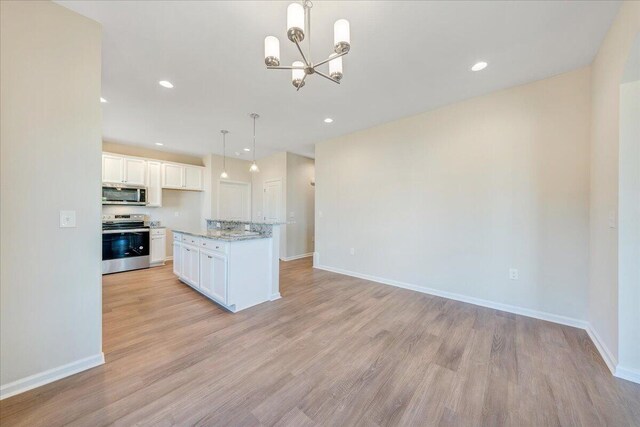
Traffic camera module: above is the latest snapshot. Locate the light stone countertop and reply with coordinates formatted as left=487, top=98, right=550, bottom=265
left=172, top=228, right=270, bottom=242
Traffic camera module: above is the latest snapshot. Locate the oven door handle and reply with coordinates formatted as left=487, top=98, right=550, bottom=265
left=102, top=228, right=150, bottom=234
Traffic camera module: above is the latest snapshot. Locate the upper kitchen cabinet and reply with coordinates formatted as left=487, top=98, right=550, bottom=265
left=101, top=153, right=146, bottom=186
left=146, top=161, right=163, bottom=207
left=162, top=163, right=203, bottom=191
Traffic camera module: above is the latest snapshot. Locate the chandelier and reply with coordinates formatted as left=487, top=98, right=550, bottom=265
left=263, top=1, right=351, bottom=91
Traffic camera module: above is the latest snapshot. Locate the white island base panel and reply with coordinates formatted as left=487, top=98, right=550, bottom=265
left=172, top=230, right=280, bottom=313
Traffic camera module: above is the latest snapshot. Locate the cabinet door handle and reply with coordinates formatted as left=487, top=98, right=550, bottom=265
left=208, top=255, right=213, bottom=259
left=186, top=248, right=190, bottom=252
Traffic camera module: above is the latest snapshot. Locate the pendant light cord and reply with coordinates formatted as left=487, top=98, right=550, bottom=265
left=252, top=116, right=256, bottom=163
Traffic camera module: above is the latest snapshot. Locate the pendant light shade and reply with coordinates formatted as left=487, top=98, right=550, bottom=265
left=333, top=19, right=350, bottom=53
left=264, top=36, right=280, bottom=66
left=220, top=130, right=229, bottom=179
left=249, top=113, right=260, bottom=173
left=292, top=61, right=305, bottom=88
left=329, top=53, right=343, bottom=81
left=287, top=3, right=305, bottom=41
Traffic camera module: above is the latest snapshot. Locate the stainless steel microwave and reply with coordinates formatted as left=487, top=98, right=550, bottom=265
left=102, top=184, right=148, bottom=205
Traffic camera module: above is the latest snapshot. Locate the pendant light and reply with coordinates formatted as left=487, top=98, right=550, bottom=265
left=220, top=130, right=229, bottom=179
left=249, top=113, right=260, bottom=173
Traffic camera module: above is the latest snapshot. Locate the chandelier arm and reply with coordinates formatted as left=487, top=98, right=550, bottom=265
left=267, top=65, right=305, bottom=70
left=313, top=50, right=349, bottom=68
left=296, top=73, right=308, bottom=92
left=293, top=37, right=310, bottom=66
left=314, top=69, right=341, bottom=84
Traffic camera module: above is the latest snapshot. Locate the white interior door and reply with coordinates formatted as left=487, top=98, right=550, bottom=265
left=263, top=179, right=282, bottom=222
left=219, top=181, right=250, bottom=220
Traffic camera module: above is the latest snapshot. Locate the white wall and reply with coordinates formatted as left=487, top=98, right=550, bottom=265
left=286, top=153, right=315, bottom=259
left=588, top=1, right=640, bottom=366
left=315, top=67, right=591, bottom=322
left=204, top=154, right=253, bottom=221
left=618, top=64, right=640, bottom=372
left=1, top=0, right=103, bottom=396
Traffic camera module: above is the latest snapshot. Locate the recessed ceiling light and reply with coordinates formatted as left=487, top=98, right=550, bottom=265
left=158, top=80, right=174, bottom=88
left=155, top=142, right=164, bottom=146
left=324, top=118, right=333, bottom=123
left=471, top=61, right=488, bottom=71
left=243, top=148, right=251, bottom=152
left=100, top=97, right=107, bottom=103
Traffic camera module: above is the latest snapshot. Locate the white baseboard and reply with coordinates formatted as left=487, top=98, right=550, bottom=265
left=0, top=352, right=105, bottom=400
left=270, top=292, right=282, bottom=301
left=165, top=256, right=173, bottom=261
left=314, top=264, right=588, bottom=329
left=282, top=253, right=313, bottom=262
left=615, top=366, right=640, bottom=384
left=585, top=324, right=618, bottom=374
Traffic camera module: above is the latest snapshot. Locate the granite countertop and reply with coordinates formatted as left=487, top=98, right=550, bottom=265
left=172, top=228, right=270, bottom=242
left=150, top=226, right=166, bottom=229
left=207, top=219, right=286, bottom=225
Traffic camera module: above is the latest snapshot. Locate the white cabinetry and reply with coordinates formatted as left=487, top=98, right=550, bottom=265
left=199, top=250, right=227, bottom=304
left=171, top=231, right=271, bottom=313
left=102, top=154, right=124, bottom=184
left=162, top=163, right=184, bottom=189
left=172, top=237, right=182, bottom=276
left=102, top=153, right=203, bottom=192
left=146, top=161, right=162, bottom=207
left=162, top=163, right=203, bottom=191
left=124, top=158, right=146, bottom=186
left=180, top=244, right=200, bottom=287
left=102, top=154, right=147, bottom=185
left=150, top=228, right=166, bottom=266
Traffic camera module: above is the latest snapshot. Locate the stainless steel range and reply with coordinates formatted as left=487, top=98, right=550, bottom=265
left=102, top=214, right=150, bottom=274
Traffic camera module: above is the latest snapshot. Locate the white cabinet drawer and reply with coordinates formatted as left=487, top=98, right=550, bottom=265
left=182, top=234, right=201, bottom=246
left=200, top=239, right=227, bottom=253
left=151, top=228, right=166, bottom=237
left=173, top=232, right=182, bottom=241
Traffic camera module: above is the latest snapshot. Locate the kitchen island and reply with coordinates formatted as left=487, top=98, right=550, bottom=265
left=172, top=220, right=282, bottom=312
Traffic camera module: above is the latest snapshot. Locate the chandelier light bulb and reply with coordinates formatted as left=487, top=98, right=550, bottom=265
left=250, top=162, right=260, bottom=173
left=334, top=19, right=350, bottom=53
left=287, top=3, right=305, bottom=42
left=329, top=53, right=343, bottom=81
left=292, top=61, right=305, bottom=88
left=220, top=171, right=229, bottom=179
left=264, top=36, right=280, bottom=66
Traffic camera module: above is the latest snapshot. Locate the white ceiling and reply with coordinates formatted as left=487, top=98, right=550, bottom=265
left=57, top=0, right=620, bottom=159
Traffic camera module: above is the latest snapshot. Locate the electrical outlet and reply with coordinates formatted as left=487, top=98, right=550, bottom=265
left=174, top=211, right=180, bottom=217
left=350, top=248, right=355, bottom=255
left=59, top=210, right=76, bottom=228
left=509, top=268, right=519, bottom=280
left=244, top=224, right=250, bottom=231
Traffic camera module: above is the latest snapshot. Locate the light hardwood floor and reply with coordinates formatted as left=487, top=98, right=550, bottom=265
left=1, top=258, right=639, bottom=426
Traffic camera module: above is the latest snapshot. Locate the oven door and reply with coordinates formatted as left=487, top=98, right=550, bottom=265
left=102, top=229, right=150, bottom=274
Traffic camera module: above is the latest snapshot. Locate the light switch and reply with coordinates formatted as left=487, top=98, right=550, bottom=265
left=59, top=210, right=76, bottom=228
left=289, top=211, right=295, bottom=218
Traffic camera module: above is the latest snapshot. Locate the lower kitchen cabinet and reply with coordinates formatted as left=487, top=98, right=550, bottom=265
left=180, top=244, right=200, bottom=287
left=173, top=240, right=182, bottom=276
left=171, top=231, right=272, bottom=313
left=199, top=249, right=227, bottom=304
left=150, top=228, right=166, bottom=266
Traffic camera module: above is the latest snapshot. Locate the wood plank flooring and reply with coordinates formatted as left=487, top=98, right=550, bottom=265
left=1, top=258, right=639, bottom=426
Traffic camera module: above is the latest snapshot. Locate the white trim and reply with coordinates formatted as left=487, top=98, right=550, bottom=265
left=314, top=264, right=588, bottom=329
left=585, top=324, right=618, bottom=374
left=0, top=353, right=105, bottom=400
left=282, top=253, right=313, bottom=262
left=615, top=366, right=640, bottom=384
left=270, top=292, right=282, bottom=301
left=165, top=256, right=174, bottom=261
